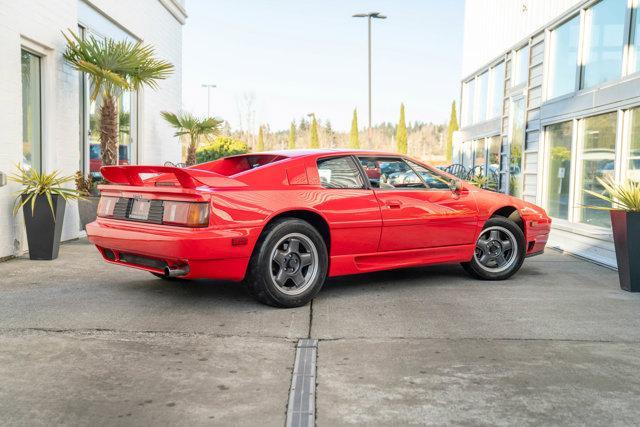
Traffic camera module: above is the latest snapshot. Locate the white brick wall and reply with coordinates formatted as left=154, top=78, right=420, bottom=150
left=0, top=0, right=184, bottom=259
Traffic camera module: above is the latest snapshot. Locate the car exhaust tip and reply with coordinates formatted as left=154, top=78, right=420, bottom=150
left=164, top=265, right=189, bottom=278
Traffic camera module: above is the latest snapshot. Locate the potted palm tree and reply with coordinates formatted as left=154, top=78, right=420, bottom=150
left=10, top=165, right=81, bottom=260
left=161, top=111, right=223, bottom=165
left=585, top=177, right=640, bottom=292
left=62, top=30, right=173, bottom=168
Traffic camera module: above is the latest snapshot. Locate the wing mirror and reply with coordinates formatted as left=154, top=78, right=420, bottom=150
left=449, top=179, right=464, bottom=193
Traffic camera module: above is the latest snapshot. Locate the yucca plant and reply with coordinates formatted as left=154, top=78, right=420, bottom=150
left=585, top=176, right=640, bottom=292
left=10, top=165, right=82, bottom=220
left=469, top=174, right=489, bottom=189
left=161, top=111, right=223, bottom=166
left=63, top=30, right=173, bottom=167
left=584, top=176, right=640, bottom=212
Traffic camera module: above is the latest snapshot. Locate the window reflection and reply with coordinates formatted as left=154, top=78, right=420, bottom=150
left=490, top=62, right=505, bottom=118
left=626, top=108, right=640, bottom=182
left=509, top=98, right=526, bottom=197
left=581, top=0, right=626, bottom=89
left=513, top=45, right=529, bottom=86
left=546, top=122, right=573, bottom=219
left=579, top=112, right=617, bottom=227
left=475, top=72, right=488, bottom=123
left=21, top=50, right=41, bottom=172
left=549, top=15, right=580, bottom=98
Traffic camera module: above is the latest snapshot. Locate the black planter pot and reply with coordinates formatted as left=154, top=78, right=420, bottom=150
left=610, top=210, right=640, bottom=292
left=21, top=194, right=66, bottom=260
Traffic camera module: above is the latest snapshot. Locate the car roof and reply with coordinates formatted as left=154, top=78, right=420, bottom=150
left=239, top=149, right=408, bottom=159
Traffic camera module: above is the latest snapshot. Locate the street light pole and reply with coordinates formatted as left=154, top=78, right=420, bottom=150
left=201, top=84, right=217, bottom=117
left=352, top=12, right=386, bottom=134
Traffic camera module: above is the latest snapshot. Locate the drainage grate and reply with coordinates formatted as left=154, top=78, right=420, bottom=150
left=286, top=339, right=317, bottom=427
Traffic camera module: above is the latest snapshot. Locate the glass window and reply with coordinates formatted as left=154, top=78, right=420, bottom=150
left=475, top=71, right=488, bottom=123
left=631, top=3, right=640, bottom=73
left=513, top=45, right=529, bottom=86
left=21, top=49, right=42, bottom=172
left=461, top=79, right=475, bottom=127
left=460, top=141, right=473, bottom=168
left=509, top=98, right=526, bottom=197
left=487, top=135, right=501, bottom=190
left=317, top=156, right=365, bottom=189
left=490, top=62, right=505, bottom=118
left=581, top=0, right=627, bottom=89
left=549, top=15, right=580, bottom=98
left=474, top=139, right=486, bottom=170
left=545, top=122, right=573, bottom=219
left=488, top=136, right=501, bottom=171
left=579, top=112, right=617, bottom=227
left=358, top=157, right=425, bottom=189
left=626, top=107, right=640, bottom=181
left=406, top=160, right=451, bottom=190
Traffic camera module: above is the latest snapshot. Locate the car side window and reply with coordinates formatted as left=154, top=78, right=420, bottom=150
left=358, top=157, right=426, bottom=189
left=405, top=160, right=451, bottom=190
left=317, top=156, right=365, bottom=189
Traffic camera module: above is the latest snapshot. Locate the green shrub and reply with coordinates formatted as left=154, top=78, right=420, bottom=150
left=196, top=136, right=249, bottom=163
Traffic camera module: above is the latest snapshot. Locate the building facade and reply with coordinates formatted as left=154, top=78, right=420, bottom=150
left=457, top=0, right=640, bottom=267
left=0, top=0, right=186, bottom=259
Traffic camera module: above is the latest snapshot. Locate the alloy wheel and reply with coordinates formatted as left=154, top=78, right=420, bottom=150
left=269, top=233, right=319, bottom=295
left=474, top=226, right=518, bottom=273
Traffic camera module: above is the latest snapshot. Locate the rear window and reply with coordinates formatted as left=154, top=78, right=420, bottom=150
left=192, top=154, right=287, bottom=176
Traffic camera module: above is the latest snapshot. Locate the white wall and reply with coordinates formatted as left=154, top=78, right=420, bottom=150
left=461, top=0, right=583, bottom=77
left=0, top=0, right=185, bottom=259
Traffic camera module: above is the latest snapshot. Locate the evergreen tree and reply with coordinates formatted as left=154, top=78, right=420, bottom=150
left=349, top=109, right=359, bottom=149
left=310, top=116, right=319, bottom=148
left=396, top=103, right=407, bottom=154
left=256, top=125, right=265, bottom=151
left=446, top=101, right=459, bottom=162
left=288, top=121, right=296, bottom=149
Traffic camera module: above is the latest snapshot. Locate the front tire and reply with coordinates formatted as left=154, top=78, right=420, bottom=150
left=245, top=219, right=328, bottom=308
left=462, top=217, right=526, bottom=280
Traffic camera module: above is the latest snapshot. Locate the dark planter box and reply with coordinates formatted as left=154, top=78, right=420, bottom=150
left=611, top=210, right=640, bottom=292
left=21, top=194, right=66, bottom=260
left=78, top=196, right=100, bottom=230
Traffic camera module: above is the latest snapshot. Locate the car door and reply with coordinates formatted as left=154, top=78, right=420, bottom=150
left=315, top=156, right=382, bottom=257
left=404, top=159, right=479, bottom=248
left=357, top=156, right=478, bottom=252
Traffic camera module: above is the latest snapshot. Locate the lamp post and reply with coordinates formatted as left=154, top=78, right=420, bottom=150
left=352, top=12, right=386, bottom=134
left=201, top=84, right=217, bottom=117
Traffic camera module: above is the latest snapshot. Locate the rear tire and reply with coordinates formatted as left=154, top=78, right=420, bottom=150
left=245, top=218, right=328, bottom=308
left=462, top=217, right=526, bottom=280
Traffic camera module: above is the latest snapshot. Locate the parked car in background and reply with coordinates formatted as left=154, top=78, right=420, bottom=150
left=86, top=149, right=551, bottom=307
left=89, top=143, right=130, bottom=178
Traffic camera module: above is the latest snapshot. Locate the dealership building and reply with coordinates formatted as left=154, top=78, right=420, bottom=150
left=0, top=0, right=185, bottom=259
left=456, top=0, right=640, bottom=267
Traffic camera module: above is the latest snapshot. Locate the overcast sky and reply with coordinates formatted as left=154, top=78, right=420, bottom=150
left=182, top=0, right=464, bottom=132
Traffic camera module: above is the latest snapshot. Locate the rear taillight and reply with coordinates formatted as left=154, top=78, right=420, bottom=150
left=162, top=201, right=210, bottom=227
left=97, top=196, right=118, bottom=218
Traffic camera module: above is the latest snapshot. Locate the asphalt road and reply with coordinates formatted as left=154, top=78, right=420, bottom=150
left=1, top=239, right=639, bottom=425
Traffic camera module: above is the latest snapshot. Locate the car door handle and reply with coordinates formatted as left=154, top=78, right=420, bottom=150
left=386, top=200, right=402, bottom=209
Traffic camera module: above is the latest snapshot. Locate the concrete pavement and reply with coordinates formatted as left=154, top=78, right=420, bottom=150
left=0, top=239, right=638, bottom=425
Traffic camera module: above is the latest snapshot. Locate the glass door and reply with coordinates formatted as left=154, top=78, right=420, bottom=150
left=508, top=97, right=526, bottom=197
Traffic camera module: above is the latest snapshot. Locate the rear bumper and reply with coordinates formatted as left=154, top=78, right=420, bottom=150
left=86, top=218, right=260, bottom=281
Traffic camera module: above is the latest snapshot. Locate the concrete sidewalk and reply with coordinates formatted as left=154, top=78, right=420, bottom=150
left=0, top=239, right=638, bottom=425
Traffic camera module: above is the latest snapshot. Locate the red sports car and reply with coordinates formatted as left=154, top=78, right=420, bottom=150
left=86, top=150, right=551, bottom=307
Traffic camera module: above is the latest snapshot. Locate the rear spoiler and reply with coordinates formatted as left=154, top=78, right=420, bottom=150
left=100, top=165, right=247, bottom=189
